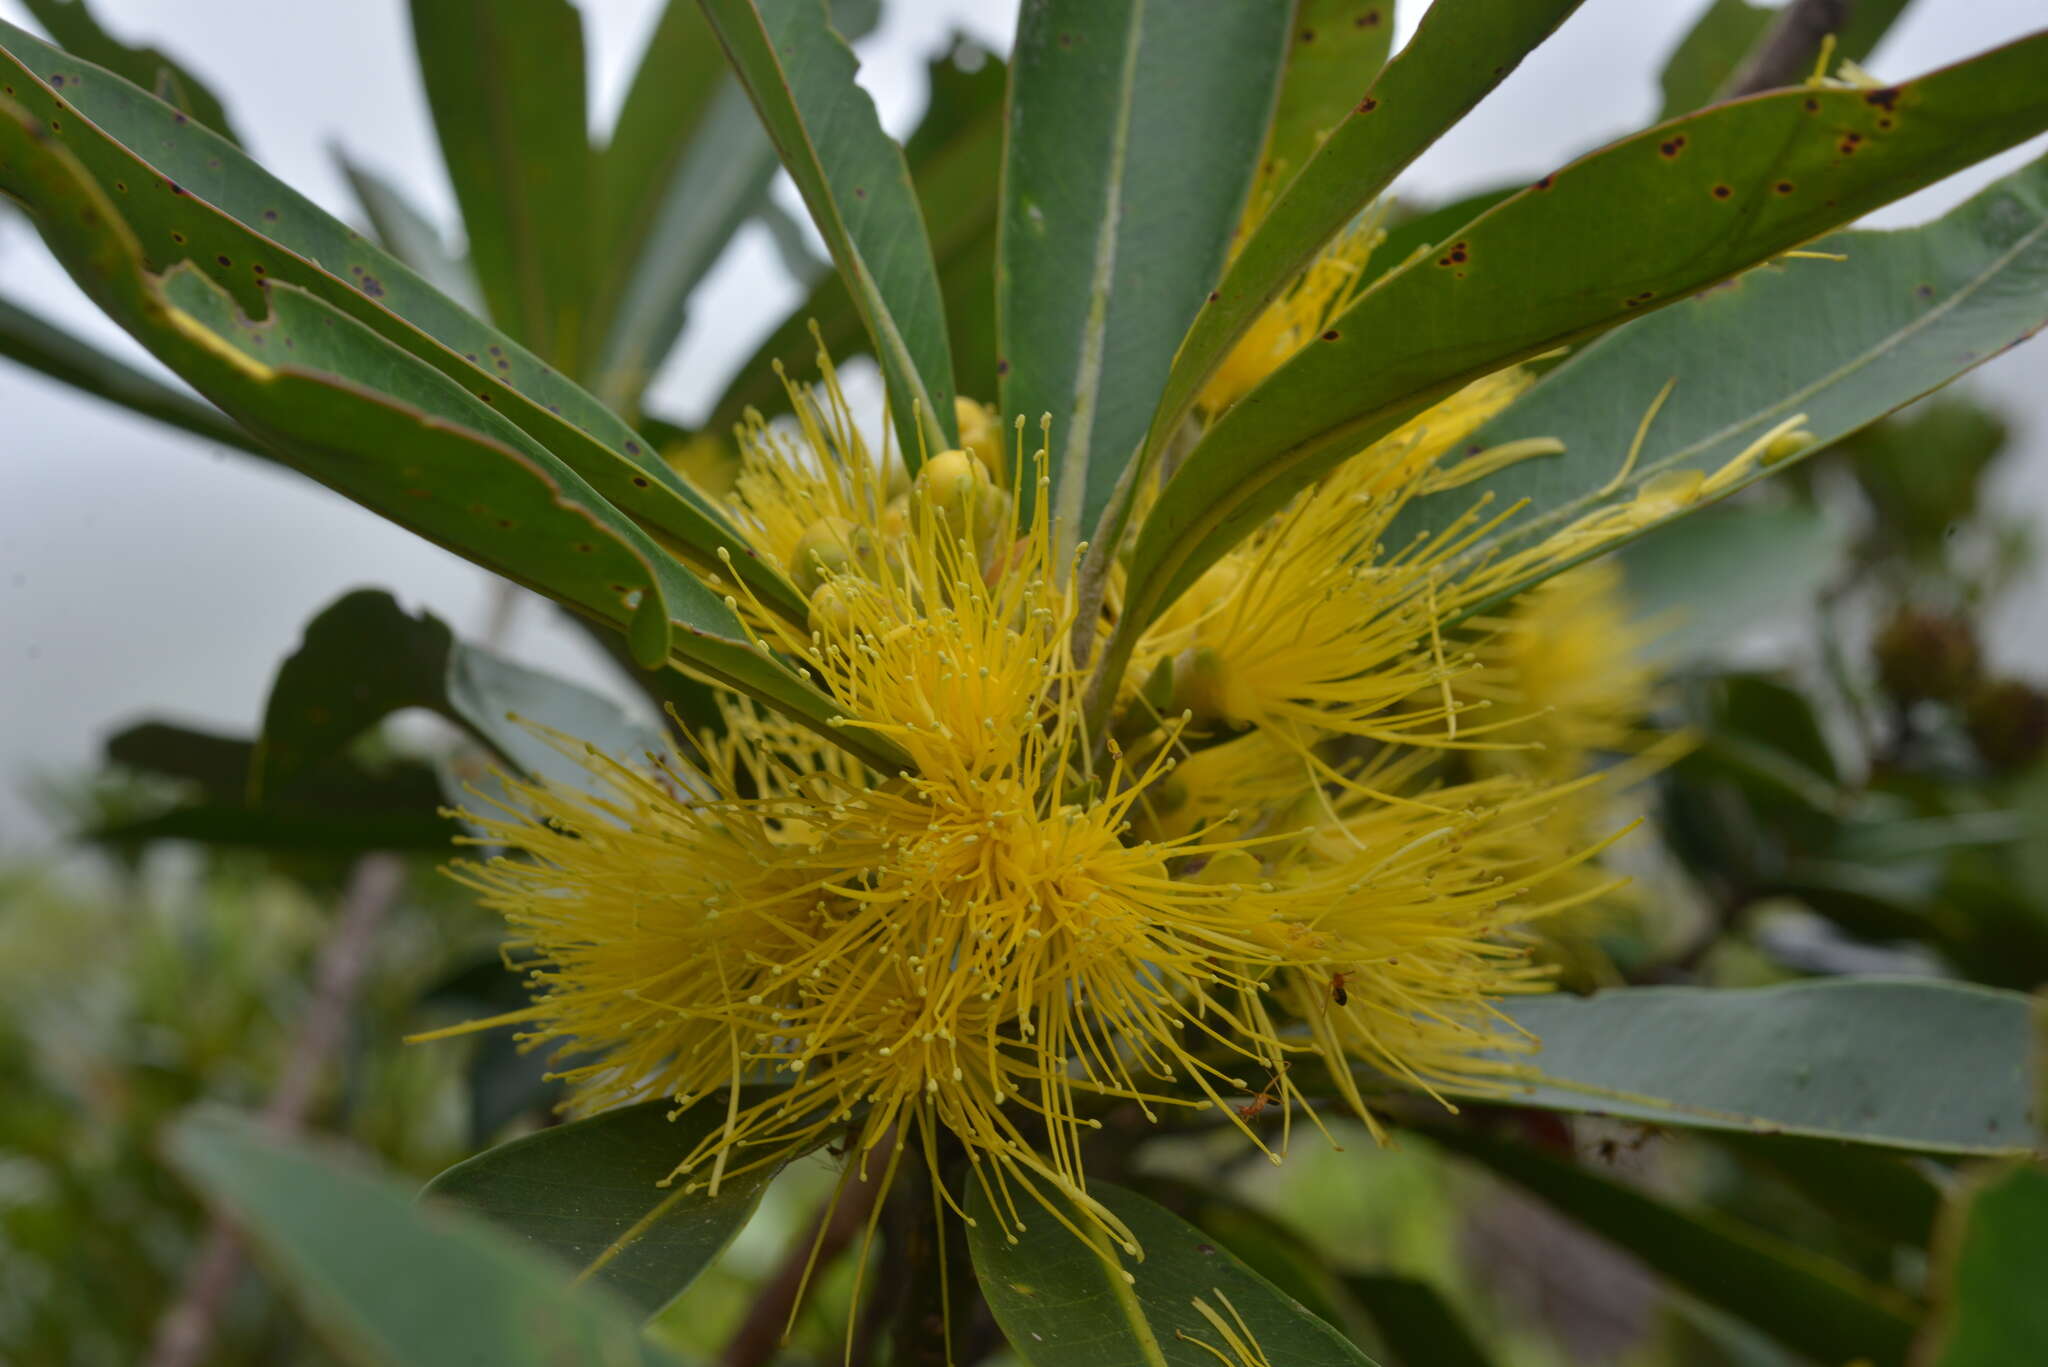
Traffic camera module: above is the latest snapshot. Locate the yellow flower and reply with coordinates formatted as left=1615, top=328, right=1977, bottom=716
left=439, top=354, right=1645, bottom=1257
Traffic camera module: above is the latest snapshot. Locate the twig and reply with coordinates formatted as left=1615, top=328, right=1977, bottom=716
left=1722, top=0, right=1851, bottom=98
left=144, top=852, right=407, bottom=1367
left=721, top=1170, right=885, bottom=1367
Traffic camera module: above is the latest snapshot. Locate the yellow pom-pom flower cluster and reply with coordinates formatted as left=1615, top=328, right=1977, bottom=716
left=443, top=226, right=1719, bottom=1253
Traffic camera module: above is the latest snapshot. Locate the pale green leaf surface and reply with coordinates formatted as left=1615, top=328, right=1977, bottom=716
left=22, top=0, right=241, bottom=144
left=165, top=1109, right=679, bottom=1367
left=1489, top=979, right=2041, bottom=1154
left=999, top=0, right=1293, bottom=543
left=1619, top=500, right=1849, bottom=666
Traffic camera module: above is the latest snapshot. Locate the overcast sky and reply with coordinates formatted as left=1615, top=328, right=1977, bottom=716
left=3, top=0, right=2045, bottom=851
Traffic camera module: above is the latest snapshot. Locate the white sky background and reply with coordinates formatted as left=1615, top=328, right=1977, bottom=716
left=1, top=0, right=2044, bottom=850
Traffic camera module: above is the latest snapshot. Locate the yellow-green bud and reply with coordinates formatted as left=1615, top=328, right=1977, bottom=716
left=788, top=515, right=877, bottom=597
left=806, top=580, right=854, bottom=637
left=1186, top=849, right=1263, bottom=888
left=954, top=396, right=1006, bottom=485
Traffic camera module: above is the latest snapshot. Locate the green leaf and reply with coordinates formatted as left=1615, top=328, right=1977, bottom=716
left=336, top=152, right=480, bottom=313
left=1919, top=1163, right=2048, bottom=1366
left=1483, top=979, right=2042, bottom=1154
left=424, top=1093, right=791, bottom=1320
left=967, top=1179, right=1379, bottom=1366
left=711, top=37, right=1007, bottom=429
left=703, top=0, right=955, bottom=464
left=1343, top=1275, right=1498, bottom=1367
left=164, top=1108, right=680, bottom=1367
left=0, top=20, right=807, bottom=626
left=1139, top=0, right=1586, bottom=497
left=0, top=291, right=259, bottom=451
left=1424, top=1124, right=1919, bottom=1367
left=22, top=0, right=241, bottom=144
left=1119, top=33, right=2048, bottom=665
left=1257, top=3, right=1394, bottom=209
left=1711, top=1133, right=1942, bottom=1249
left=1370, top=185, right=1518, bottom=280
left=409, top=0, right=592, bottom=371
left=999, top=0, right=1293, bottom=546
left=1658, top=0, right=1775, bottom=119
left=0, top=107, right=902, bottom=773
left=252, top=589, right=669, bottom=803
left=1620, top=501, right=1848, bottom=667
left=1656, top=0, right=1915, bottom=120
left=104, top=720, right=253, bottom=799
left=1396, top=148, right=2048, bottom=606
left=586, top=0, right=733, bottom=399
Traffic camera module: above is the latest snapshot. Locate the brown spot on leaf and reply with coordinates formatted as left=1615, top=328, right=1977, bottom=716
left=216, top=254, right=232, bottom=267
left=632, top=476, right=650, bottom=488
left=1773, top=180, right=1795, bottom=195
left=1623, top=291, right=1656, bottom=308
left=1658, top=134, right=1686, bottom=159
left=1299, top=27, right=1316, bottom=42
left=1355, top=96, right=1378, bottom=114
left=1864, top=87, right=1900, bottom=111
left=170, top=230, right=186, bottom=244
left=1802, top=97, right=1821, bottom=113
left=1916, top=283, right=1935, bottom=300
left=1357, top=9, right=1381, bottom=25
left=1711, top=184, right=1733, bottom=199
left=1320, top=329, right=1340, bottom=341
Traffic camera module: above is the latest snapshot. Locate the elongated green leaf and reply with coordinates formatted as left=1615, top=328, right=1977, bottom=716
left=410, top=0, right=592, bottom=371
left=1657, top=0, right=1915, bottom=120
left=1484, top=980, right=2041, bottom=1154
left=337, top=152, right=480, bottom=312
left=1258, top=3, right=1394, bottom=207
left=967, top=1179, right=1379, bottom=1366
left=0, top=290, right=258, bottom=450
left=1620, top=501, right=1848, bottom=666
left=588, top=0, right=731, bottom=392
left=0, top=20, right=808, bottom=624
left=712, top=37, right=1006, bottom=428
left=1712, top=1133, right=1942, bottom=1249
left=1117, top=33, right=2048, bottom=672
left=165, top=1109, right=680, bottom=1367
left=1426, top=1124, right=1918, bottom=1367
left=1344, top=1275, right=1498, bottom=1367
left=22, top=0, right=240, bottom=144
left=1000, top=0, right=1291, bottom=547
left=1918, top=1163, right=2048, bottom=1365
left=0, top=104, right=902, bottom=773
left=1139, top=0, right=1585, bottom=488
left=594, top=80, right=775, bottom=410
left=424, top=1092, right=791, bottom=1319
left=253, top=589, right=669, bottom=802
left=1400, top=149, right=2048, bottom=595
left=703, top=0, right=955, bottom=463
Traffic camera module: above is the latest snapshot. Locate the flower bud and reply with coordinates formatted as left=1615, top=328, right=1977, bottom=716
left=787, top=515, right=879, bottom=597
left=806, top=580, right=854, bottom=637
left=954, top=396, right=1007, bottom=485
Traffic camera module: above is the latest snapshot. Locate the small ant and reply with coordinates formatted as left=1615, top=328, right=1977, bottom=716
left=1236, top=1064, right=1290, bottom=1122
left=1328, top=971, right=1351, bottom=1008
